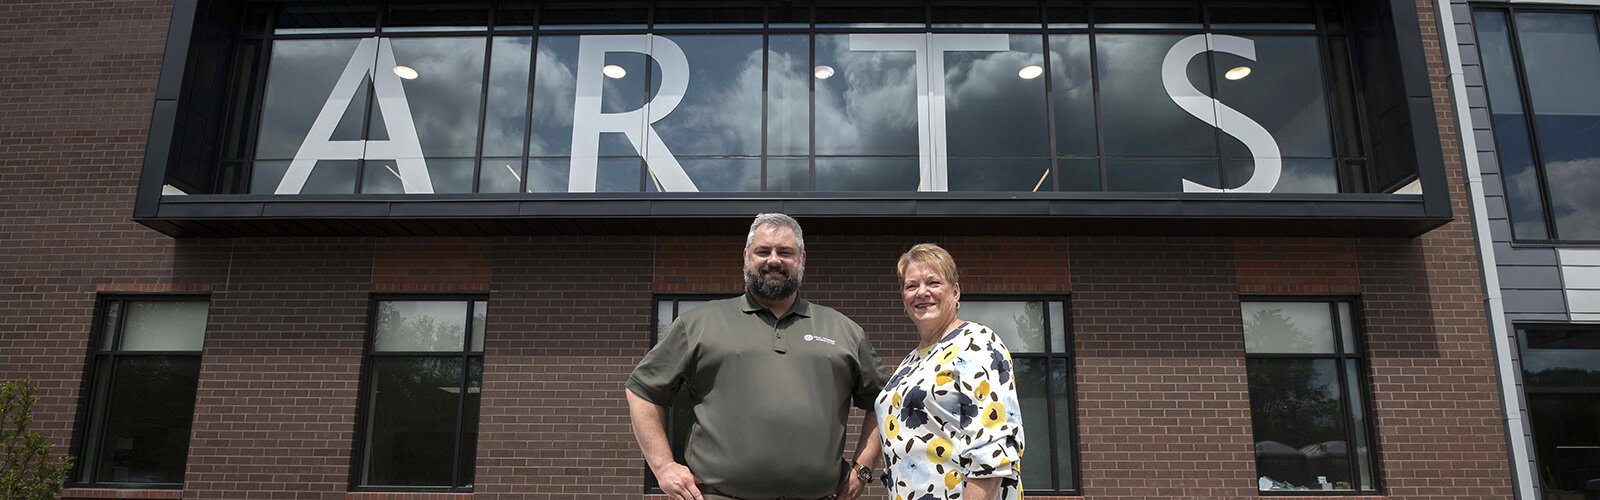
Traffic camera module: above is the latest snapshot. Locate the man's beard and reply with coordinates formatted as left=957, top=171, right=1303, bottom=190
left=744, top=262, right=803, bottom=300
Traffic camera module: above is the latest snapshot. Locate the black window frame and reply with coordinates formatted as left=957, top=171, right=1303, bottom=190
left=1470, top=5, right=1600, bottom=244
left=70, top=294, right=211, bottom=490
left=1240, top=296, right=1381, bottom=496
left=350, top=295, right=489, bottom=492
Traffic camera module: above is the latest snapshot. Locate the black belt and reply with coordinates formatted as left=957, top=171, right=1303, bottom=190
left=699, top=484, right=836, bottom=500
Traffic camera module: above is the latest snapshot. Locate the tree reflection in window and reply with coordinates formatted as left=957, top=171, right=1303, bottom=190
left=1242, top=300, right=1376, bottom=493
left=357, top=299, right=486, bottom=490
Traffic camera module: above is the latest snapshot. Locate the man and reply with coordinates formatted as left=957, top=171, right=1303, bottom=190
left=626, top=213, right=889, bottom=500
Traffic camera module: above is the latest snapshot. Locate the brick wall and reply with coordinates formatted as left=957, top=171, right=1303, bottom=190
left=0, top=0, right=1515, bottom=499
left=0, top=0, right=183, bottom=475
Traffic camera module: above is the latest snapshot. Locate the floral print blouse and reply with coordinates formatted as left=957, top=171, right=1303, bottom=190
left=874, top=321, right=1024, bottom=500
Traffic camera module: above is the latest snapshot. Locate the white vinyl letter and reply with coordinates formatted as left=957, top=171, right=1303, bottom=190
left=849, top=34, right=1009, bottom=192
left=277, top=37, right=432, bottom=194
left=569, top=35, right=697, bottom=192
left=1161, top=34, right=1282, bottom=193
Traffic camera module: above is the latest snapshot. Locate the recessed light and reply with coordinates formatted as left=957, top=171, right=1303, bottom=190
left=1018, top=65, right=1044, bottom=79
left=602, top=64, right=627, bottom=79
left=813, top=65, right=835, bottom=79
left=1225, top=66, right=1252, bottom=80
left=392, top=65, right=419, bottom=80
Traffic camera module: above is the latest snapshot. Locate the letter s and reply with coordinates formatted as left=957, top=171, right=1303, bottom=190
left=1162, top=34, right=1281, bottom=193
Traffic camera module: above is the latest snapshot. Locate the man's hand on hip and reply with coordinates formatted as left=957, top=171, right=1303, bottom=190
left=655, top=462, right=703, bottom=500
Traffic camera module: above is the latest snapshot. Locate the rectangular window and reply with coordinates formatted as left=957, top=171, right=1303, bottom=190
left=74, top=297, right=209, bottom=487
left=354, top=298, right=486, bottom=490
left=1242, top=299, right=1378, bottom=494
left=961, top=297, right=1079, bottom=495
left=1515, top=325, right=1600, bottom=499
left=1473, top=8, right=1600, bottom=242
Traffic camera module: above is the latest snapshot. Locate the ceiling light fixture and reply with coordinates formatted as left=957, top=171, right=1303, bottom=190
left=602, top=64, right=628, bottom=79
left=1018, top=65, right=1044, bottom=79
left=1225, top=66, right=1252, bottom=80
left=392, top=65, right=419, bottom=80
left=813, top=65, right=835, bottom=79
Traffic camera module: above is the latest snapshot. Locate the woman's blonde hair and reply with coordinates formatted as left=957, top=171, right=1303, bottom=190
left=896, top=243, right=959, bottom=284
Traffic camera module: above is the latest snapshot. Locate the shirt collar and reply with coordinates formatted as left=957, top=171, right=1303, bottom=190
left=741, top=292, right=812, bottom=318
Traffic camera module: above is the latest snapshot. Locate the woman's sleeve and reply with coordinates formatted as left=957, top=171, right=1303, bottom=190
left=951, top=330, right=1025, bottom=480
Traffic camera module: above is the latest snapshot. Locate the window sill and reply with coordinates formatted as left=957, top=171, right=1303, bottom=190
left=61, top=488, right=184, bottom=499
left=345, top=493, right=472, bottom=500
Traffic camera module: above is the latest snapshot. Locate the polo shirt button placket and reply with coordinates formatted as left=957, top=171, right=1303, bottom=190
left=771, top=317, right=788, bottom=354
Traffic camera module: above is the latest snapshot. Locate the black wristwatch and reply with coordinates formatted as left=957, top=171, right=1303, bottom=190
left=852, top=462, right=873, bottom=482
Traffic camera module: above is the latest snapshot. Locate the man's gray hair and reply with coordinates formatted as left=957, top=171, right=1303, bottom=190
left=746, top=213, right=805, bottom=252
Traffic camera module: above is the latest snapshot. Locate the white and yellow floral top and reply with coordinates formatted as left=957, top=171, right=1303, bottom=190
left=874, top=321, right=1024, bottom=500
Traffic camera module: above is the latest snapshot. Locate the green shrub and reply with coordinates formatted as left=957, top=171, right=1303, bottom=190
left=1, top=379, right=74, bottom=500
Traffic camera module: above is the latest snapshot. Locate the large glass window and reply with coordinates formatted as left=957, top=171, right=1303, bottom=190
left=215, top=0, right=1379, bottom=196
left=355, top=298, right=487, bottom=490
left=1242, top=299, right=1378, bottom=493
left=74, top=298, right=209, bottom=487
left=1517, top=325, right=1600, bottom=499
left=1474, top=9, right=1600, bottom=242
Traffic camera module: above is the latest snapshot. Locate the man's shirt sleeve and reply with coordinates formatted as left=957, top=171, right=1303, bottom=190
left=625, top=316, right=695, bottom=407
left=851, top=323, right=890, bottom=411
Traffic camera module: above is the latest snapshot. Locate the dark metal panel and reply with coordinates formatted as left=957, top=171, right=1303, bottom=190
left=418, top=219, right=465, bottom=236
left=1504, top=312, right=1571, bottom=323
left=390, top=201, right=519, bottom=218
left=1049, top=198, right=1180, bottom=217
left=156, top=0, right=199, bottom=101
left=154, top=199, right=265, bottom=218
left=1502, top=289, right=1567, bottom=314
left=384, top=220, right=429, bottom=237
left=1388, top=0, right=1435, bottom=100
left=1496, top=242, right=1559, bottom=266
left=141, top=195, right=1450, bottom=238
left=917, top=199, right=1051, bottom=216
left=464, top=219, right=510, bottom=235
left=1486, top=196, right=1508, bottom=221
left=296, top=219, right=347, bottom=237
left=135, top=101, right=180, bottom=219
left=1489, top=218, right=1512, bottom=240
left=780, top=199, right=918, bottom=215
left=262, top=202, right=393, bottom=218
left=1497, top=265, right=1564, bottom=290
left=649, top=199, right=782, bottom=216
left=517, top=200, right=642, bottom=216
left=1408, top=96, right=1453, bottom=220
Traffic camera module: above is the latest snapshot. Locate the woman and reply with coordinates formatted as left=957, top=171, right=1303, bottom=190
left=875, top=243, right=1024, bottom=500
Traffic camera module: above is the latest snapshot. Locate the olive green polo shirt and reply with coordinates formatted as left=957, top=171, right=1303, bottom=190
left=626, top=294, right=889, bottom=499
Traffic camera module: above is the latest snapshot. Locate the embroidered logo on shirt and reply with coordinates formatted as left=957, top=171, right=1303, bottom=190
left=803, top=333, right=837, bottom=345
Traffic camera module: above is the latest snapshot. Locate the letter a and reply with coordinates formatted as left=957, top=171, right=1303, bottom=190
left=276, top=37, right=433, bottom=194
